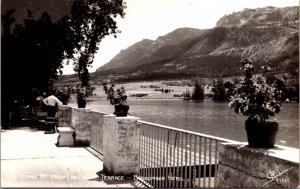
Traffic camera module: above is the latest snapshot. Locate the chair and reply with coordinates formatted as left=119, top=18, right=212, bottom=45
left=32, top=107, right=41, bottom=126
left=44, top=116, right=58, bottom=134
left=32, top=107, right=42, bottom=119
left=36, top=111, right=48, bottom=130
left=19, top=106, right=33, bottom=124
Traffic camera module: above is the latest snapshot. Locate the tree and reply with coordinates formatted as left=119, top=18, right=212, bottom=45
left=1, top=0, right=126, bottom=126
left=212, top=79, right=227, bottom=101
left=2, top=10, right=65, bottom=106
left=61, top=0, right=126, bottom=88
left=224, top=81, right=235, bottom=98
left=2, top=9, right=73, bottom=128
left=183, top=90, right=191, bottom=99
left=191, top=80, right=204, bottom=100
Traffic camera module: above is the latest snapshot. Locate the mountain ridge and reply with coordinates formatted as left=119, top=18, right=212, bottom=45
left=96, top=6, right=299, bottom=79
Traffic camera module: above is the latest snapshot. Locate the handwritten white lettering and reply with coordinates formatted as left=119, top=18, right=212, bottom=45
left=263, top=167, right=293, bottom=187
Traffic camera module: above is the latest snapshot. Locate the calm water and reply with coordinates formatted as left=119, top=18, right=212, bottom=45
left=70, top=99, right=299, bottom=148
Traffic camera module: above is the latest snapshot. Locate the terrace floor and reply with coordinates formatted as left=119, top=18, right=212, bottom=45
left=1, top=126, right=144, bottom=188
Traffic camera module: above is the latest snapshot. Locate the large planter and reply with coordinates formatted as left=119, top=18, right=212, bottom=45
left=114, top=104, right=129, bottom=117
left=245, top=118, right=279, bottom=148
left=77, top=98, right=87, bottom=108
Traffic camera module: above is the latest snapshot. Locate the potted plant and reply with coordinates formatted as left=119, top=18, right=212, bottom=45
left=57, top=87, right=71, bottom=105
left=77, top=87, right=87, bottom=108
left=104, top=84, right=129, bottom=116
left=228, top=58, right=285, bottom=148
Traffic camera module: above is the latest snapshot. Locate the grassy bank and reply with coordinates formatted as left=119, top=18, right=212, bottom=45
left=93, top=81, right=195, bottom=99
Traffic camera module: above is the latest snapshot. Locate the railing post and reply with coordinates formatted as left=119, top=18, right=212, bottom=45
left=103, top=115, right=140, bottom=176
left=71, top=108, right=92, bottom=146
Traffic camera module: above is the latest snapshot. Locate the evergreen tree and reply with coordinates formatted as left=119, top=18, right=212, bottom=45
left=212, top=79, right=227, bottom=101
left=192, top=80, right=204, bottom=100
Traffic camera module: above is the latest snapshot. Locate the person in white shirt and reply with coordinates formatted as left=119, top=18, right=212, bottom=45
left=43, top=91, right=62, bottom=117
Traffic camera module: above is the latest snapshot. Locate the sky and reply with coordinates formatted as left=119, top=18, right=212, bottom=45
left=62, top=0, right=299, bottom=75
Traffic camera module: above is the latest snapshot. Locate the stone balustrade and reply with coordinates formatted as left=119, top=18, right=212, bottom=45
left=57, top=105, right=299, bottom=186
left=57, top=105, right=72, bottom=127
left=57, top=106, right=92, bottom=146
left=71, top=108, right=92, bottom=146
left=90, top=111, right=108, bottom=153
left=57, top=105, right=141, bottom=177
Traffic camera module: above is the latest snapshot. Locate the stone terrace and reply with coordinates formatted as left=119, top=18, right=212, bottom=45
left=1, top=126, right=144, bottom=188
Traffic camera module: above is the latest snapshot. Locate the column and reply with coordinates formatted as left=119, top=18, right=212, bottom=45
left=103, top=115, right=140, bottom=176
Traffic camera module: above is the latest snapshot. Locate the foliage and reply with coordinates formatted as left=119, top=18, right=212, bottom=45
left=192, top=80, right=204, bottom=100
left=183, top=90, right=191, bottom=99
left=76, top=87, right=87, bottom=101
left=103, top=84, right=108, bottom=94
left=61, top=0, right=126, bottom=88
left=212, top=80, right=236, bottom=101
left=224, top=81, right=236, bottom=97
left=1, top=0, right=125, bottom=114
left=56, top=87, right=71, bottom=105
left=76, top=85, right=95, bottom=101
left=229, top=58, right=285, bottom=123
left=104, top=84, right=127, bottom=106
left=212, top=79, right=227, bottom=101
left=2, top=10, right=66, bottom=108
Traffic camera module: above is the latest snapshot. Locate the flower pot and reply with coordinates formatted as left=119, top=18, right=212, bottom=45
left=114, top=104, right=129, bottom=117
left=245, top=118, right=279, bottom=148
left=77, top=99, right=86, bottom=108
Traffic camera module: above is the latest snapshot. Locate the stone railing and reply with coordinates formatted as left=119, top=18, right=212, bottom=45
left=90, top=111, right=108, bottom=153
left=217, top=142, right=299, bottom=188
left=57, top=105, right=93, bottom=146
left=57, top=105, right=140, bottom=177
left=57, top=105, right=299, bottom=188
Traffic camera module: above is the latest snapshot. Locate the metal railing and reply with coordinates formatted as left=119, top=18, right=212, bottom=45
left=138, top=121, right=237, bottom=188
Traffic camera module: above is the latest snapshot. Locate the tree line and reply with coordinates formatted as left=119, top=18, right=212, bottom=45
left=1, top=0, right=126, bottom=127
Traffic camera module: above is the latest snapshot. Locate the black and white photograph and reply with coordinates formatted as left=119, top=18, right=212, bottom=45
left=1, top=0, right=299, bottom=188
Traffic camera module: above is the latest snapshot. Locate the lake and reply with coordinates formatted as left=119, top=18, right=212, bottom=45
left=69, top=98, right=299, bottom=148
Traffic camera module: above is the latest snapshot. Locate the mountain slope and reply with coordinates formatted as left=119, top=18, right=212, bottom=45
left=96, top=6, right=299, bottom=79
left=96, top=28, right=207, bottom=72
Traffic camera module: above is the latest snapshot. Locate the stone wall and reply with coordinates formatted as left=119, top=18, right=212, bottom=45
left=57, top=105, right=72, bottom=127
left=57, top=106, right=92, bottom=146
left=217, top=142, right=299, bottom=188
left=71, top=108, right=92, bottom=146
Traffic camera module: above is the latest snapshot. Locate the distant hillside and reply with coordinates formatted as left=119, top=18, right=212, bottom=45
left=95, top=6, right=299, bottom=80
left=97, top=28, right=207, bottom=72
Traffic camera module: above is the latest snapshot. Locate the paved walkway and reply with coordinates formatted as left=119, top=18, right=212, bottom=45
left=1, top=127, right=145, bottom=188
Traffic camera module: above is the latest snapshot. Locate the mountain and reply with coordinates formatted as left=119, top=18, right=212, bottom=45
left=96, top=6, right=299, bottom=80
left=97, top=28, right=207, bottom=72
